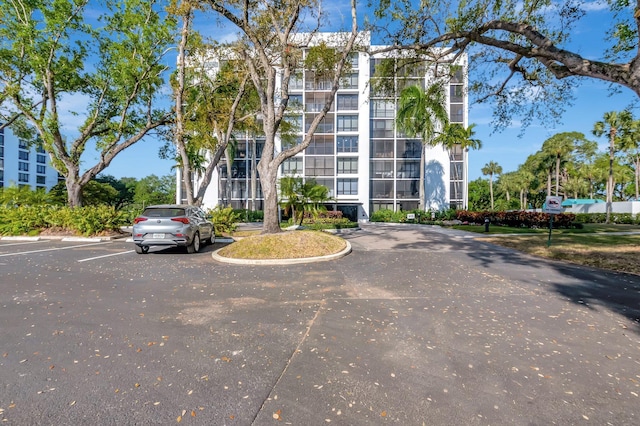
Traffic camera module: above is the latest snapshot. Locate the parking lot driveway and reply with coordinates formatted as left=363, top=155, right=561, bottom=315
left=0, top=226, right=639, bottom=425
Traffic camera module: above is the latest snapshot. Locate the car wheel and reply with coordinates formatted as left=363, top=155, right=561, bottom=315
left=135, top=245, right=149, bottom=254
left=187, top=232, right=200, bottom=254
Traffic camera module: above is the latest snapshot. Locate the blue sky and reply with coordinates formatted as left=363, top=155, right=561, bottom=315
left=103, top=1, right=638, bottom=182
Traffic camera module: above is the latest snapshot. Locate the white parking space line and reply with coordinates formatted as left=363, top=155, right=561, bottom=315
left=0, top=240, right=44, bottom=247
left=77, top=250, right=135, bottom=263
left=0, top=241, right=112, bottom=257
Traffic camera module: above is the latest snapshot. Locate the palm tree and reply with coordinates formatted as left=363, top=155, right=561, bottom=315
left=396, top=83, right=449, bottom=210
left=541, top=132, right=584, bottom=197
left=593, top=110, right=633, bottom=223
left=481, top=161, right=502, bottom=210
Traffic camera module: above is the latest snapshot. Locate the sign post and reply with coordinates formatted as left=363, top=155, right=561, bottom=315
left=543, top=196, right=563, bottom=247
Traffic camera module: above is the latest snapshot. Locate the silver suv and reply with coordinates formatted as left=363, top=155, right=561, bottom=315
left=132, top=204, right=215, bottom=254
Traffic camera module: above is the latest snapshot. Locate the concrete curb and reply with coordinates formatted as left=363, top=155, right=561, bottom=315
left=211, top=240, right=352, bottom=265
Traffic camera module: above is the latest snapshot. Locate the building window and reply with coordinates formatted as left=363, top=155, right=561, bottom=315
left=36, top=145, right=46, bottom=153
left=450, top=104, right=464, bottom=123
left=37, top=165, right=46, bottom=174
left=306, top=135, right=334, bottom=155
left=282, top=157, right=303, bottom=174
left=371, top=160, right=394, bottom=178
left=450, top=162, right=463, bottom=180
left=305, top=156, right=334, bottom=176
left=314, top=178, right=334, bottom=197
left=305, top=92, right=334, bottom=113
left=337, top=157, right=358, bottom=174
left=340, top=73, right=358, bottom=89
left=371, top=201, right=395, bottom=212
left=337, top=136, right=358, bottom=153
left=371, top=119, right=394, bottom=138
left=450, top=85, right=464, bottom=103
left=450, top=181, right=463, bottom=200
left=396, top=180, right=419, bottom=198
left=370, top=180, right=393, bottom=198
left=305, top=114, right=334, bottom=133
left=288, top=94, right=303, bottom=109
left=396, top=160, right=419, bottom=178
left=19, top=140, right=28, bottom=149
left=337, top=178, right=358, bottom=195
left=19, top=151, right=29, bottom=161
left=286, top=114, right=303, bottom=133
left=337, top=94, right=358, bottom=110
left=19, top=162, right=29, bottom=172
left=396, top=139, right=421, bottom=158
left=18, top=173, right=29, bottom=183
left=371, top=100, right=395, bottom=118
left=371, top=140, right=394, bottom=158
left=37, top=154, right=46, bottom=164
left=337, top=115, right=358, bottom=132
left=36, top=175, right=46, bottom=185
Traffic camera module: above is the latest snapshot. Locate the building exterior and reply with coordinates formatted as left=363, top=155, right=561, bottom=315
left=178, top=35, right=469, bottom=222
left=0, top=127, right=63, bottom=191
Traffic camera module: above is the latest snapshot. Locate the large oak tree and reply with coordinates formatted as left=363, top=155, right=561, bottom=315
left=0, top=0, right=175, bottom=207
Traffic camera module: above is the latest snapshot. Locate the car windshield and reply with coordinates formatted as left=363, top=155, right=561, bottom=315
left=142, top=208, right=186, bottom=218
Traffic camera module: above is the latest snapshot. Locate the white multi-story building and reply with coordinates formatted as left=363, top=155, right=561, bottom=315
left=0, top=127, right=62, bottom=191
left=178, top=35, right=469, bottom=222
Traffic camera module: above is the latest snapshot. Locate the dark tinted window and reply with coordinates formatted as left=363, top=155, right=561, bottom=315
left=143, top=208, right=185, bottom=217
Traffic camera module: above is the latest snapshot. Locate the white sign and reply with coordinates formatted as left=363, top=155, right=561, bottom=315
left=544, top=196, right=564, bottom=214
left=406, top=213, right=416, bottom=220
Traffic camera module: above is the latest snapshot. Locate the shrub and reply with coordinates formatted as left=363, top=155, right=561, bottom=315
left=209, top=206, right=241, bottom=235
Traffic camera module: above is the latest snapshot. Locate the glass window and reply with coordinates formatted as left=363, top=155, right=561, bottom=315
left=305, top=92, right=334, bottom=112
left=289, top=73, right=303, bottom=90
left=370, top=140, right=394, bottom=158
left=396, top=180, right=419, bottom=198
left=450, top=181, right=463, bottom=199
left=450, top=144, right=464, bottom=161
left=396, top=160, right=419, bottom=178
left=288, top=94, right=303, bottom=109
left=337, top=94, right=358, bottom=110
left=450, top=162, right=463, bottom=180
left=371, top=100, right=395, bottom=118
left=348, top=52, right=359, bottom=68
left=306, top=135, right=334, bottom=155
left=282, top=157, right=303, bottom=174
left=371, top=119, right=394, bottom=138
left=305, top=114, right=334, bottom=133
left=371, top=160, right=394, bottom=178
left=370, top=180, right=393, bottom=198
left=314, top=178, right=334, bottom=197
left=19, top=140, right=28, bottom=149
left=18, top=173, right=29, bottom=183
left=340, top=73, right=358, bottom=89
left=371, top=201, right=394, bottom=213
left=450, top=85, right=463, bottom=103
left=305, top=156, right=334, bottom=176
left=337, top=178, right=358, bottom=195
left=286, top=114, right=303, bottom=133
left=450, top=104, right=464, bottom=123
left=19, top=162, right=29, bottom=172
left=19, top=151, right=29, bottom=161
left=398, top=201, right=419, bottom=211
left=337, top=115, right=358, bottom=132
left=396, top=139, right=421, bottom=158
left=337, top=136, right=358, bottom=153
left=37, top=154, right=46, bottom=164
left=37, top=165, right=46, bottom=174
left=451, top=67, right=464, bottom=83
left=337, top=157, right=358, bottom=174
left=36, top=175, right=46, bottom=185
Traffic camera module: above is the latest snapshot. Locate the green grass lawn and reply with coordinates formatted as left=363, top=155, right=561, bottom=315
left=457, top=223, right=640, bottom=276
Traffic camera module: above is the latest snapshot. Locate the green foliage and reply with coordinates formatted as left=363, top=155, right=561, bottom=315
left=0, top=205, right=132, bottom=236
left=455, top=210, right=577, bottom=229
left=208, top=206, right=241, bottom=235
left=133, top=174, right=176, bottom=206
left=0, top=186, right=57, bottom=206
left=233, top=209, right=264, bottom=223
left=573, top=213, right=640, bottom=225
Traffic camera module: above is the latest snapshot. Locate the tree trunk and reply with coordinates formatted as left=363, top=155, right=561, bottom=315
left=606, top=131, right=615, bottom=224
left=251, top=138, right=257, bottom=211
left=66, top=178, right=83, bottom=208
left=259, top=161, right=281, bottom=234
left=555, top=156, right=560, bottom=196
left=489, top=176, right=494, bottom=210
left=175, top=10, right=194, bottom=206
left=634, top=156, right=640, bottom=201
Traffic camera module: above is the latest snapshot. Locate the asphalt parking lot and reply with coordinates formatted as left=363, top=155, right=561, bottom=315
left=0, top=224, right=639, bottom=425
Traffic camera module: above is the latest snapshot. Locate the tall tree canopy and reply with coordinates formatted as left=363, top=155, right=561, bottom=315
left=373, top=0, right=640, bottom=129
left=204, top=0, right=359, bottom=234
left=0, top=0, right=175, bottom=207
